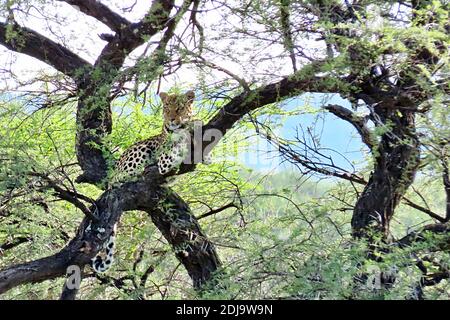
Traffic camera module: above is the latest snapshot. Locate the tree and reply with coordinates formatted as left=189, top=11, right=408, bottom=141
left=0, top=0, right=448, bottom=299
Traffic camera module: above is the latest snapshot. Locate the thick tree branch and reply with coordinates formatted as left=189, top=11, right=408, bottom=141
left=396, top=223, right=450, bottom=250
left=201, top=71, right=342, bottom=149
left=421, top=270, right=450, bottom=287
left=324, top=104, right=375, bottom=150
left=30, top=172, right=98, bottom=221
left=143, top=189, right=222, bottom=289
left=0, top=21, right=91, bottom=79
left=0, top=172, right=158, bottom=295
left=93, top=0, right=176, bottom=69
left=0, top=245, right=78, bottom=294
left=57, top=0, right=131, bottom=33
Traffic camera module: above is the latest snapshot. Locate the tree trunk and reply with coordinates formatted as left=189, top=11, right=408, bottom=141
left=352, top=110, right=420, bottom=241
left=143, top=188, right=222, bottom=290
left=75, top=79, right=113, bottom=184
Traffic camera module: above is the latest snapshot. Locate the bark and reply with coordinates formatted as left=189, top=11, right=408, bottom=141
left=143, top=190, right=221, bottom=289
left=396, top=223, right=450, bottom=250
left=352, top=109, right=420, bottom=240
left=324, top=104, right=375, bottom=150
left=0, top=21, right=91, bottom=78
left=74, top=81, right=114, bottom=184
left=56, top=0, right=132, bottom=33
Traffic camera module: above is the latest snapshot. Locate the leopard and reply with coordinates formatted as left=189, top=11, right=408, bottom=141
left=114, top=90, right=197, bottom=180
left=91, top=90, right=203, bottom=273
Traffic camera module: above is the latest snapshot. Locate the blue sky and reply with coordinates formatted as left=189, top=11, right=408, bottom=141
left=240, top=93, right=367, bottom=172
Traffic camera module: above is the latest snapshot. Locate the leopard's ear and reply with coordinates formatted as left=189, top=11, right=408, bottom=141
left=185, top=90, right=195, bottom=102
left=159, top=92, right=168, bottom=103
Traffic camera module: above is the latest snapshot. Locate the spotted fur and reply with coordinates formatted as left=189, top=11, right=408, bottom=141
left=115, top=90, right=195, bottom=179
left=91, top=225, right=116, bottom=273
left=91, top=91, right=196, bottom=273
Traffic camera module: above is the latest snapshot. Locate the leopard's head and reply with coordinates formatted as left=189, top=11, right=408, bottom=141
left=159, top=91, right=195, bottom=131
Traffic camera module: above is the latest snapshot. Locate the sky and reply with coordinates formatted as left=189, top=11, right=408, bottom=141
left=238, top=93, right=366, bottom=172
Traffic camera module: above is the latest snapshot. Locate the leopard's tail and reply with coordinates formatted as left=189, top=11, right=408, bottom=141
left=91, top=225, right=116, bottom=273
